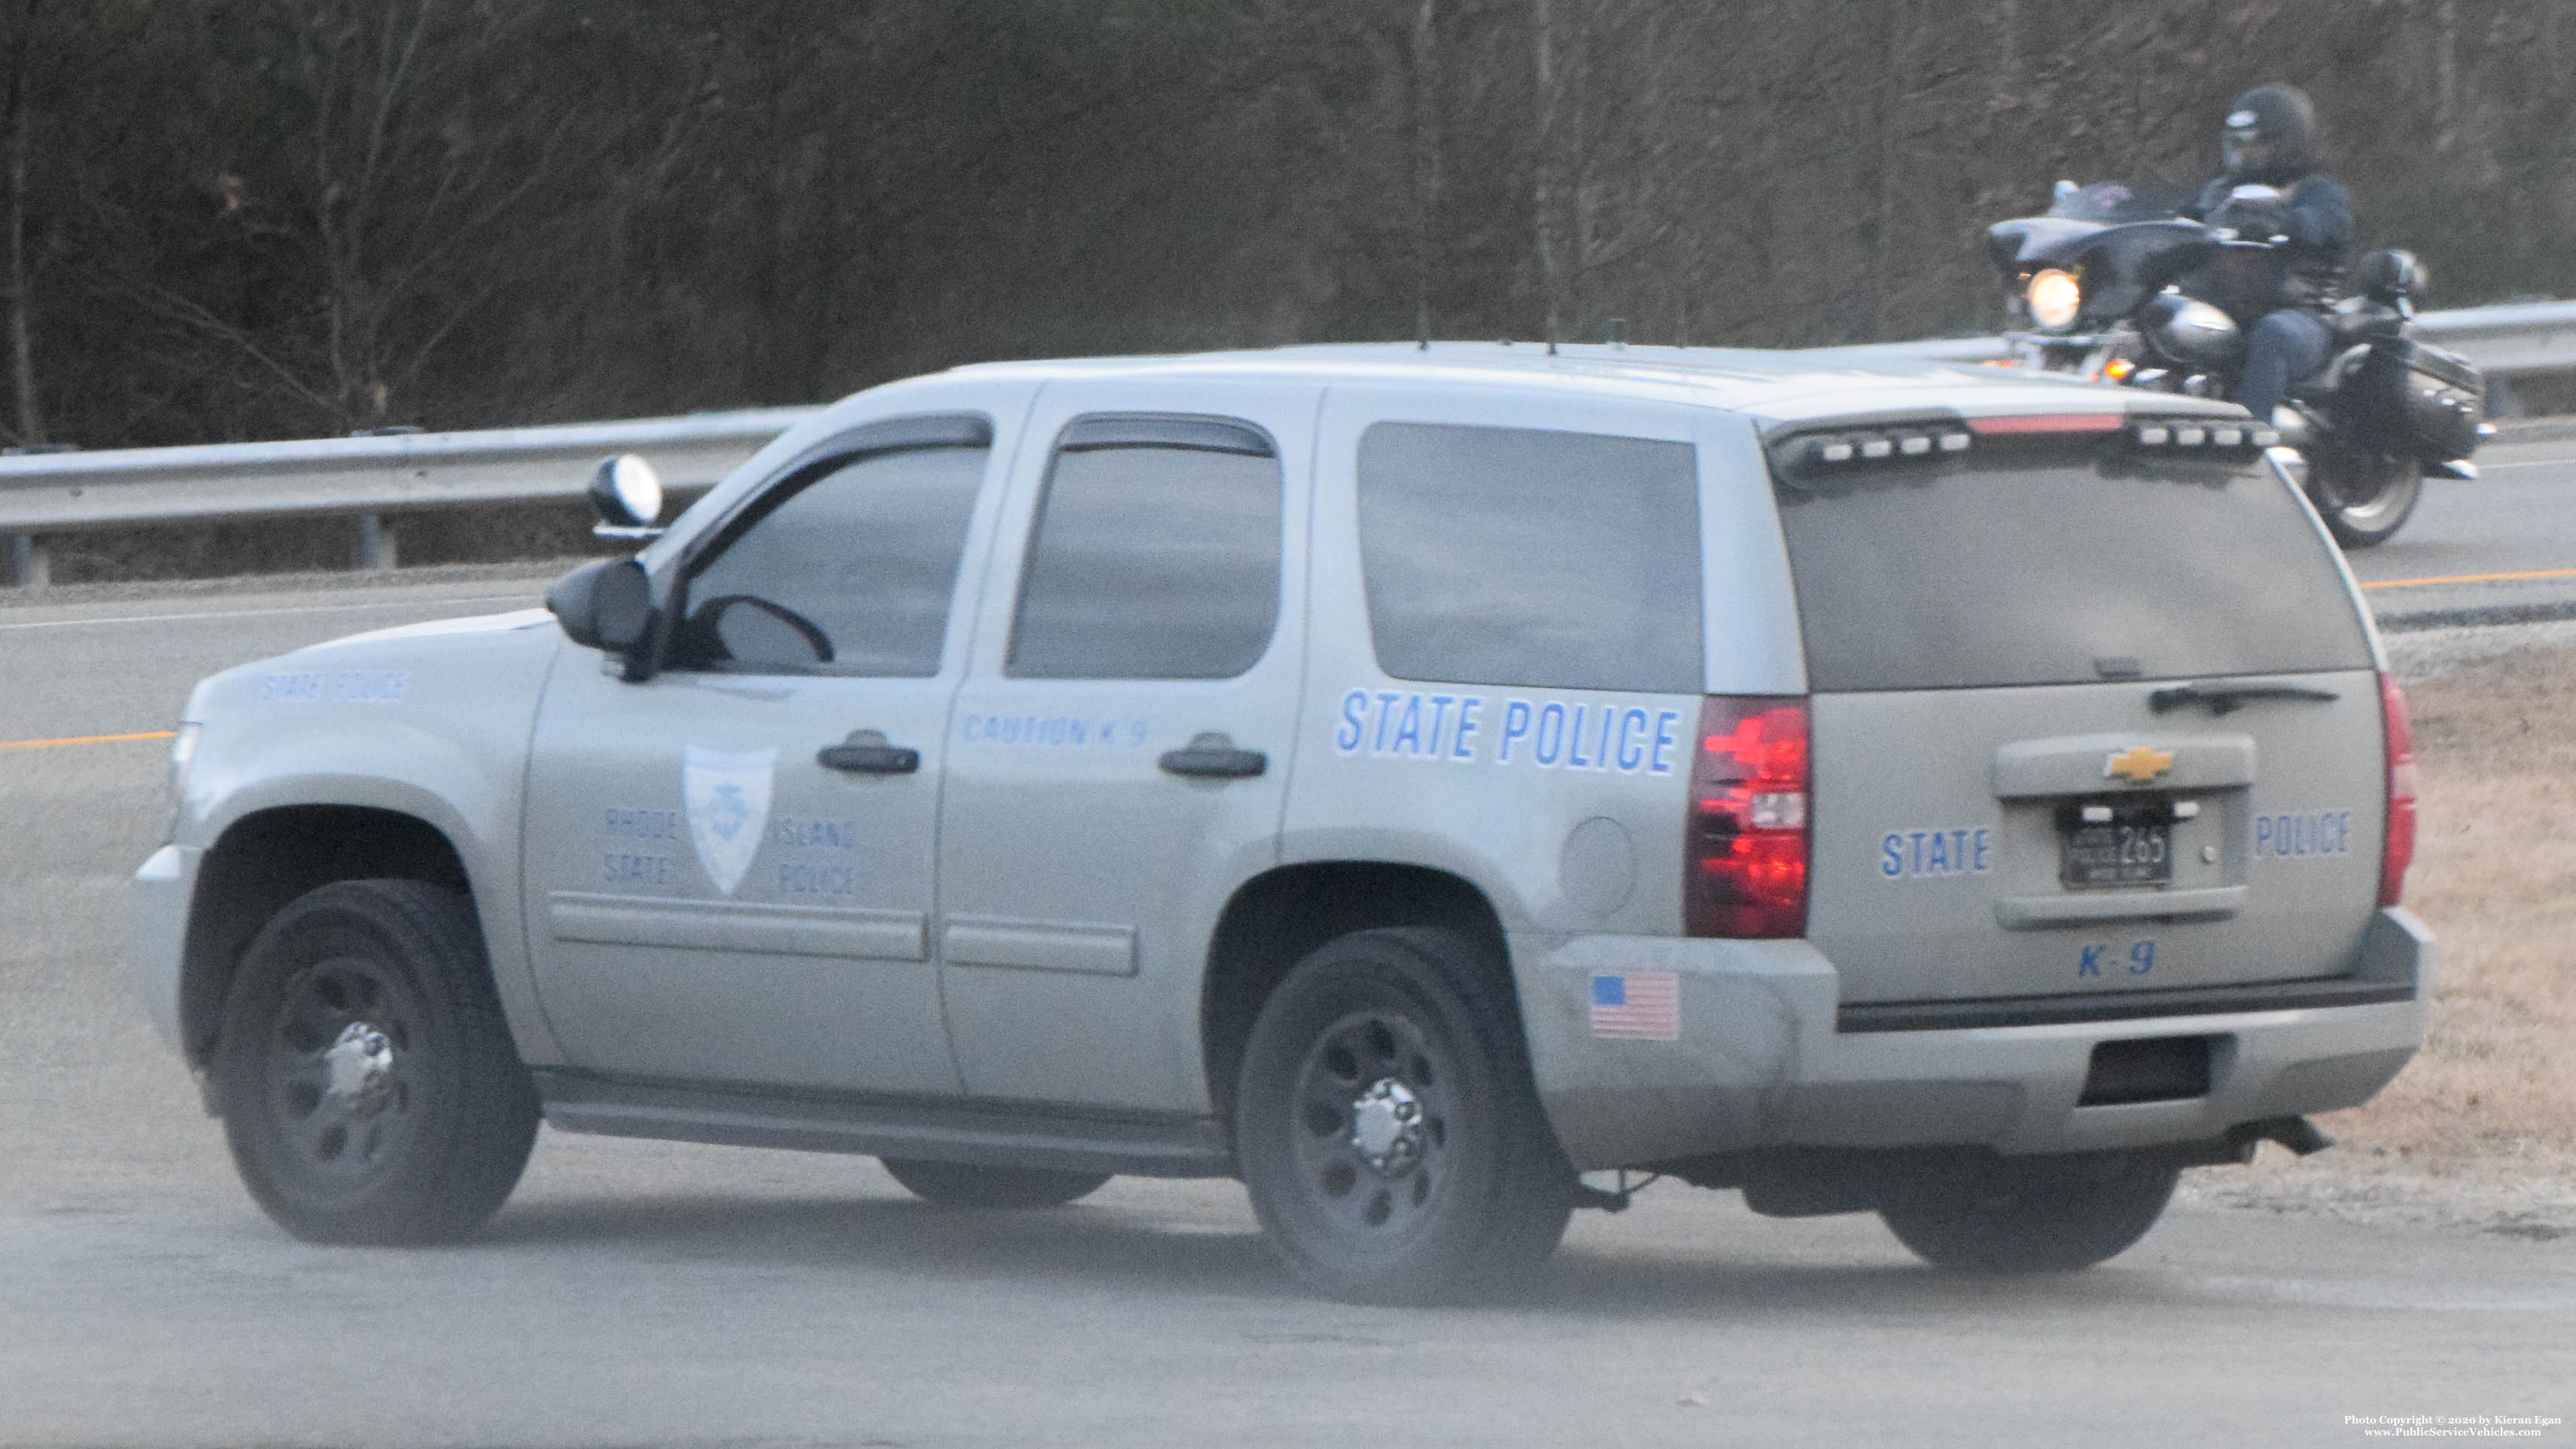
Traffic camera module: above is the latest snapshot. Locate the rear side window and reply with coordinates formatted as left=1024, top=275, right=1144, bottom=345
left=1774, top=446, right=2374, bottom=692
left=1007, top=418, right=1283, bottom=680
left=1357, top=422, right=1702, bottom=693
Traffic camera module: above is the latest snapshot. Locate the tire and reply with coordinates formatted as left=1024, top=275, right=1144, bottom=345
left=212, top=878, right=539, bottom=1244
left=1878, top=1150, right=2179, bottom=1274
left=879, top=1158, right=1110, bottom=1209
left=1235, top=927, right=1574, bottom=1304
left=2309, top=446, right=2422, bottom=549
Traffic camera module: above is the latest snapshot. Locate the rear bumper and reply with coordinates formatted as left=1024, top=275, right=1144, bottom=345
left=1511, top=908, right=2431, bottom=1170
left=130, top=845, right=199, bottom=1056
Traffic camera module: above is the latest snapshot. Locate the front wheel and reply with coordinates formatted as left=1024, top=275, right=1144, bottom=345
left=1235, top=927, right=1575, bottom=1304
left=878, top=1158, right=1110, bottom=1209
left=212, top=879, right=539, bottom=1244
left=1879, top=1150, right=2179, bottom=1274
left=2308, top=446, right=2422, bottom=549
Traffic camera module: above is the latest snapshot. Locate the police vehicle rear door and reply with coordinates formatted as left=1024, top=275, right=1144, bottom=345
left=1776, top=415, right=2388, bottom=1010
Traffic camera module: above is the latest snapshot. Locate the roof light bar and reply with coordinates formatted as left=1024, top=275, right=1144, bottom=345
left=2130, top=419, right=2283, bottom=449
left=1795, top=428, right=1972, bottom=472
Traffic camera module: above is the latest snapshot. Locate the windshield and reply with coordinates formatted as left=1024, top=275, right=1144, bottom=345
left=1774, top=444, right=2373, bottom=692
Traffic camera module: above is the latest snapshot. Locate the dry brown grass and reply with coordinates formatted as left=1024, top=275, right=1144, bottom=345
left=2322, top=646, right=2576, bottom=1173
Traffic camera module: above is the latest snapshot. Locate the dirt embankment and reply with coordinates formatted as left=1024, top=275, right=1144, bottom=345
left=2185, top=635, right=2576, bottom=1237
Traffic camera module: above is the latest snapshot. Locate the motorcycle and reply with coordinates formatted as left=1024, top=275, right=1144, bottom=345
left=1987, top=180, right=2488, bottom=547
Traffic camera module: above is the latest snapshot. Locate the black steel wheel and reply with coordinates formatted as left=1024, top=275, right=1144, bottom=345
left=213, top=878, right=538, bottom=1244
left=2309, top=446, right=2422, bottom=549
left=879, top=1158, right=1110, bottom=1209
left=1879, top=1150, right=2179, bottom=1274
left=1236, top=927, right=1573, bottom=1304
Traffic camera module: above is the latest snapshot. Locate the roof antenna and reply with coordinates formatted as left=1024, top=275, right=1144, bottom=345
left=1417, top=296, right=1430, bottom=352
left=1609, top=317, right=1628, bottom=349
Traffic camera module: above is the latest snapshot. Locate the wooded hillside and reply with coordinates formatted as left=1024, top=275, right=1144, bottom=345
left=7, top=0, right=2571, bottom=449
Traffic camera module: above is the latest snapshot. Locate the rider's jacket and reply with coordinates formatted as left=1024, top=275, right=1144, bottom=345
left=2182, top=171, right=2352, bottom=318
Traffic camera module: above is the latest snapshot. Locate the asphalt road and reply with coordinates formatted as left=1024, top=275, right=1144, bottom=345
left=2346, top=423, right=2576, bottom=624
left=5, top=477, right=2576, bottom=1444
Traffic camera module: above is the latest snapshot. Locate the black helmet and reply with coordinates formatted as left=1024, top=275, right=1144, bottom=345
left=2221, top=84, right=2319, bottom=183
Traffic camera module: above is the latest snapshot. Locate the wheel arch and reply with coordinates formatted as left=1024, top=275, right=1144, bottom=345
left=179, top=805, right=476, bottom=1070
left=1201, top=861, right=1515, bottom=1131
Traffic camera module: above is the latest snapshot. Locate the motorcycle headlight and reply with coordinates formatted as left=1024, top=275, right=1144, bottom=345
left=2026, top=269, right=2083, bottom=333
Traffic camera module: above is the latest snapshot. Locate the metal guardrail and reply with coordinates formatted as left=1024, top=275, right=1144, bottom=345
left=0, top=408, right=813, bottom=585
left=4, top=300, right=2573, bottom=586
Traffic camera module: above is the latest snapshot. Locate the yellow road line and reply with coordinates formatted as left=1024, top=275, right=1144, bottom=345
left=0, top=729, right=178, bottom=751
left=2360, top=568, right=2576, bottom=590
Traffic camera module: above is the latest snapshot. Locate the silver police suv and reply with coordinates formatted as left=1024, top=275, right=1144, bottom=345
left=132, top=344, right=2428, bottom=1302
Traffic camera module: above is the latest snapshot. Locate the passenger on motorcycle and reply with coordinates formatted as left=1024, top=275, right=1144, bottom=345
left=2180, top=84, right=2352, bottom=423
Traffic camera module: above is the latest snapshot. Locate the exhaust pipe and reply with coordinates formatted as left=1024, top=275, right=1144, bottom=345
left=2229, top=1115, right=2336, bottom=1159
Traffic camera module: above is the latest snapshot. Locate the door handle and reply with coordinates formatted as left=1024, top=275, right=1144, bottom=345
left=1159, top=732, right=1267, bottom=780
left=818, top=729, right=920, bottom=775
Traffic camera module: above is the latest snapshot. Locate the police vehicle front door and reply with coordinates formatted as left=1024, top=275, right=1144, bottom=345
left=521, top=415, right=1006, bottom=1095
left=935, top=382, right=1314, bottom=1113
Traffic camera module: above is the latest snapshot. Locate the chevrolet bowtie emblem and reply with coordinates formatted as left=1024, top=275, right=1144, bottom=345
left=2104, top=745, right=2176, bottom=784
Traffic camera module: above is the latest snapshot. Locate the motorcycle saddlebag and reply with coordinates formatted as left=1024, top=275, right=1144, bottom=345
left=2348, top=336, right=2484, bottom=461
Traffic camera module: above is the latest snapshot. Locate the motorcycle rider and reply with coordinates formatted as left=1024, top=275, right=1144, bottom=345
left=2181, top=83, right=2352, bottom=424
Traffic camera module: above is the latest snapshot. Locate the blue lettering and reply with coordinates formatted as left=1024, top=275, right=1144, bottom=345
left=1594, top=706, right=1618, bottom=772
left=2079, top=945, right=2106, bottom=978
left=1335, top=692, right=1366, bottom=753
left=1650, top=711, right=1682, bottom=775
left=1926, top=830, right=1950, bottom=874
left=1565, top=705, right=1593, bottom=769
left=1534, top=703, right=1568, bottom=766
left=1372, top=693, right=1402, bottom=753
left=2255, top=815, right=2273, bottom=858
left=1973, top=828, right=1991, bottom=872
left=1881, top=835, right=1905, bottom=878
left=1500, top=699, right=1533, bottom=763
left=2128, top=939, right=2157, bottom=976
left=1616, top=708, right=1649, bottom=772
left=1424, top=696, right=1455, bottom=757
left=1452, top=698, right=1483, bottom=761
left=1908, top=831, right=1928, bottom=875
left=1390, top=694, right=1425, bottom=756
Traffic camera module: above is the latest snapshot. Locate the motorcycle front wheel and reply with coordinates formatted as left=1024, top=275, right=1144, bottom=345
left=2307, top=446, right=2422, bottom=549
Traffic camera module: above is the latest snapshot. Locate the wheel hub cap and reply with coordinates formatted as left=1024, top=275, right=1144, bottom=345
left=322, top=1021, right=395, bottom=1104
left=1348, top=1077, right=1425, bottom=1175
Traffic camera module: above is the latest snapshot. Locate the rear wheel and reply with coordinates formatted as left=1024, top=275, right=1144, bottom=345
left=1235, top=927, right=1574, bottom=1304
left=212, top=879, right=538, bottom=1244
left=2309, top=446, right=2422, bottom=548
left=878, top=1158, right=1110, bottom=1209
left=1879, top=1150, right=2179, bottom=1274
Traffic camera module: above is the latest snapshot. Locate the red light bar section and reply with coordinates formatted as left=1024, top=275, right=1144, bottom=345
left=1964, top=413, right=2125, bottom=436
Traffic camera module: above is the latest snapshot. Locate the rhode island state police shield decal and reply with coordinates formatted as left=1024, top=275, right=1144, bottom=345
left=681, top=745, right=775, bottom=896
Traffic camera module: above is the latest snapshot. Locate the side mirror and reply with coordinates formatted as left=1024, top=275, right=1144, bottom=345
left=546, top=558, right=655, bottom=668
left=589, top=454, right=665, bottom=539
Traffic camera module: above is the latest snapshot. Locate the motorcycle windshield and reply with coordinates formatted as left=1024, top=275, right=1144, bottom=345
left=2045, top=179, right=2192, bottom=224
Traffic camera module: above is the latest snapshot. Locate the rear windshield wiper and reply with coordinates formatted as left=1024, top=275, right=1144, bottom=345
left=2148, top=680, right=2341, bottom=715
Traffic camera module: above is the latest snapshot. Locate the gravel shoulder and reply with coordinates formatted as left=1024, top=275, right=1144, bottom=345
left=2181, top=626, right=2576, bottom=1237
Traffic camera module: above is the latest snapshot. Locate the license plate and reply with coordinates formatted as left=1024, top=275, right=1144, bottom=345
left=2060, top=807, right=2173, bottom=888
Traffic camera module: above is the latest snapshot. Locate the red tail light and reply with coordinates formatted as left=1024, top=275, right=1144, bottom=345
left=2379, top=671, right=2416, bottom=908
left=1686, top=696, right=1810, bottom=938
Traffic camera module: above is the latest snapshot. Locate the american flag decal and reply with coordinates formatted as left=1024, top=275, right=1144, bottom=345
left=1589, top=972, right=1681, bottom=1040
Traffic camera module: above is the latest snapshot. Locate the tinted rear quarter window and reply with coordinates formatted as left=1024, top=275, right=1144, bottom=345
left=1357, top=422, right=1702, bottom=693
left=1774, top=443, right=2372, bottom=692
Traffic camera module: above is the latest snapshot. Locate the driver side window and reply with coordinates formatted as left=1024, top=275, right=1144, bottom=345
left=670, top=437, right=989, bottom=677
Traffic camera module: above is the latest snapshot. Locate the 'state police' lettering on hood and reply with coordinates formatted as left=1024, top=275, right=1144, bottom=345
left=1336, top=689, right=1683, bottom=775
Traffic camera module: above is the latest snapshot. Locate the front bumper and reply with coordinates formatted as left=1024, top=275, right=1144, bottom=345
left=1512, top=909, right=2431, bottom=1170
left=130, top=844, right=202, bottom=1056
